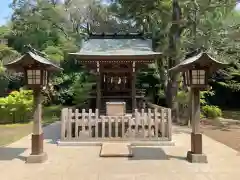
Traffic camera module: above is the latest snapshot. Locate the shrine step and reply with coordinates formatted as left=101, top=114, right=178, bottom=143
left=99, top=143, right=133, bottom=157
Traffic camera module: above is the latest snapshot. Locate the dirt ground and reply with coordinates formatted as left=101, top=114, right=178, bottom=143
left=200, top=121, right=240, bottom=152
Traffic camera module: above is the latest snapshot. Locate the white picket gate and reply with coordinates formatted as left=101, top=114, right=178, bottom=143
left=61, top=108, right=172, bottom=141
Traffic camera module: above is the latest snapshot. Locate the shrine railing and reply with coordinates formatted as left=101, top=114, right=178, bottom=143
left=60, top=108, right=172, bottom=141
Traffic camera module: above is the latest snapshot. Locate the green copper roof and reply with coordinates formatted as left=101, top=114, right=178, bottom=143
left=71, top=38, right=161, bottom=56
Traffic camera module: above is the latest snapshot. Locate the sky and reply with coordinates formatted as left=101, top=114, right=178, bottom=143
left=237, top=2, right=240, bottom=10
left=0, top=1, right=239, bottom=26
left=0, top=0, right=12, bottom=25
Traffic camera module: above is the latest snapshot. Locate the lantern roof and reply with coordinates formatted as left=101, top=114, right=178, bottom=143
left=169, top=52, right=228, bottom=73
left=5, top=46, right=62, bottom=72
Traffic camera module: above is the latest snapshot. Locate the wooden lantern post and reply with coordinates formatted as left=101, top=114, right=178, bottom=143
left=25, top=68, right=48, bottom=163
left=184, top=68, right=208, bottom=163
left=169, top=52, right=227, bottom=163
left=5, top=46, right=62, bottom=163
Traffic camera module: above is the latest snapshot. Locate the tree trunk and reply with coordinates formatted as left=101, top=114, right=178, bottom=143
left=166, top=0, right=182, bottom=122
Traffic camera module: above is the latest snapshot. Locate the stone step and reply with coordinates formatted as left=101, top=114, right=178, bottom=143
left=100, top=143, right=133, bottom=157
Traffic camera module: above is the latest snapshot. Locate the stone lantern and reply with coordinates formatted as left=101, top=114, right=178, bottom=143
left=5, top=45, right=62, bottom=163
left=169, top=52, right=227, bottom=163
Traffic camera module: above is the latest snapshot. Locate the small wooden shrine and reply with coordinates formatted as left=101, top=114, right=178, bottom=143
left=70, top=32, right=161, bottom=114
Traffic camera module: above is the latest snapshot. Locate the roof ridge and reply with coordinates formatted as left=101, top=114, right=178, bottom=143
left=88, top=32, right=146, bottom=39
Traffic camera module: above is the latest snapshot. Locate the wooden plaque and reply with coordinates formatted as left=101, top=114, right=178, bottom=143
left=106, top=102, right=126, bottom=116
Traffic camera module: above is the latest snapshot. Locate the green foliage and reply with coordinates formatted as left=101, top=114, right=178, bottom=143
left=9, top=0, right=78, bottom=53
left=0, top=44, right=20, bottom=96
left=176, top=90, right=189, bottom=104
left=42, top=105, right=62, bottom=126
left=0, top=26, right=10, bottom=38
left=72, top=72, right=95, bottom=106
left=0, top=90, right=33, bottom=124
left=73, top=82, right=94, bottom=107
left=0, top=44, right=20, bottom=64
left=201, top=105, right=222, bottom=119
left=200, top=90, right=215, bottom=105
left=1, top=0, right=240, bottom=112
left=43, top=46, right=64, bottom=64
left=42, top=70, right=93, bottom=106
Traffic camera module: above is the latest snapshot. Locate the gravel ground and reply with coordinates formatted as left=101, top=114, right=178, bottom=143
left=200, top=120, right=240, bottom=152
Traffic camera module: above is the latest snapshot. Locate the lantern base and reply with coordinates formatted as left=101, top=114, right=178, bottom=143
left=26, top=152, right=48, bottom=163
left=187, top=151, right=208, bottom=163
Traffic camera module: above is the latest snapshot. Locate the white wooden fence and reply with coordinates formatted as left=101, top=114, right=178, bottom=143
left=61, top=108, right=172, bottom=141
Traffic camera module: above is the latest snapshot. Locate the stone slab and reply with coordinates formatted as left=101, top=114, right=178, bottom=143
left=57, top=140, right=175, bottom=147
left=100, top=143, right=133, bottom=157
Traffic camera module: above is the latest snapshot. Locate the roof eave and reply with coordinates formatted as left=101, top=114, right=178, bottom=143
left=169, top=52, right=228, bottom=73
left=5, top=52, right=63, bottom=72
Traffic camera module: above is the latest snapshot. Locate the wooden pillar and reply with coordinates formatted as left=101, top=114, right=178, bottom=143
left=26, top=89, right=47, bottom=163
left=96, top=61, right=101, bottom=112
left=187, top=88, right=207, bottom=163
left=192, top=88, right=200, bottom=134
left=188, top=88, right=193, bottom=127
left=132, top=62, right=136, bottom=112
left=190, top=88, right=202, bottom=153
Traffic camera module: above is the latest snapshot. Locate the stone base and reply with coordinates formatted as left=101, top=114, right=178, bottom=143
left=187, top=151, right=208, bottom=163
left=26, top=152, right=48, bottom=163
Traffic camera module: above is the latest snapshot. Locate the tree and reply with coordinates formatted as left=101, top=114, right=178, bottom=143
left=0, top=44, right=20, bottom=96
left=43, top=46, right=64, bottom=64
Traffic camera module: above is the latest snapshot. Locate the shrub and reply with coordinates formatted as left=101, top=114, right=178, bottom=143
left=176, top=90, right=189, bottom=105
left=201, top=105, right=222, bottom=119
left=0, top=89, right=33, bottom=124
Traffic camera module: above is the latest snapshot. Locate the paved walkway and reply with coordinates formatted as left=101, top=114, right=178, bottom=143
left=0, top=122, right=239, bottom=180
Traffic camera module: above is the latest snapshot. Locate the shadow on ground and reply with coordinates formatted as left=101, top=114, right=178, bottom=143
left=172, top=128, right=191, bottom=135
left=0, top=147, right=27, bottom=161
left=129, top=147, right=186, bottom=161
left=43, top=122, right=61, bottom=144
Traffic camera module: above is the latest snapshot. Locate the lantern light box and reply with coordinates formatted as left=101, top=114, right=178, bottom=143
left=183, top=69, right=207, bottom=87
left=26, top=69, right=48, bottom=86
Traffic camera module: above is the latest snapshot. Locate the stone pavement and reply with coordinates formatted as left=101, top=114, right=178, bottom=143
left=0, top=122, right=239, bottom=180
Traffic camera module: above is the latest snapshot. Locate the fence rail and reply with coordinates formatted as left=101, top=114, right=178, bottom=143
left=61, top=108, right=172, bottom=141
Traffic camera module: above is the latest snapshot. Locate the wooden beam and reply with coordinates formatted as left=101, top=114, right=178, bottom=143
left=132, top=62, right=136, bottom=112
left=96, top=61, right=101, bottom=111
left=89, top=32, right=144, bottom=39
left=101, top=69, right=131, bottom=73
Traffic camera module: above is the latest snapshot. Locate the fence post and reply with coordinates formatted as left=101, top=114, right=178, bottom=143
left=154, top=108, right=158, bottom=138
left=82, top=109, right=86, bottom=134
left=147, top=108, right=152, bottom=138
left=161, top=108, right=165, bottom=138
left=141, top=109, right=145, bottom=138
left=88, top=109, right=92, bottom=137
left=67, top=108, right=72, bottom=140
left=121, top=116, right=125, bottom=138
left=115, top=117, right=118, bottom=137
left=61, top=108, right=67, bottom=140
left=95, top=109, right=99, bottom=138
left=75, top=109, right=79, bottom=139
left=134, top=109, right=138, bottom=137
left=102, top=116, right=105, bottom=138
left=168, top=108, right=172, bottom=141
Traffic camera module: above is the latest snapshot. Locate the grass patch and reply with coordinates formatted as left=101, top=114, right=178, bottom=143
left=0, top=122, right=32, bottom=146
left=42, top=105, right=62, bottom=126
left=0, top=105, right=63, bottom=146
